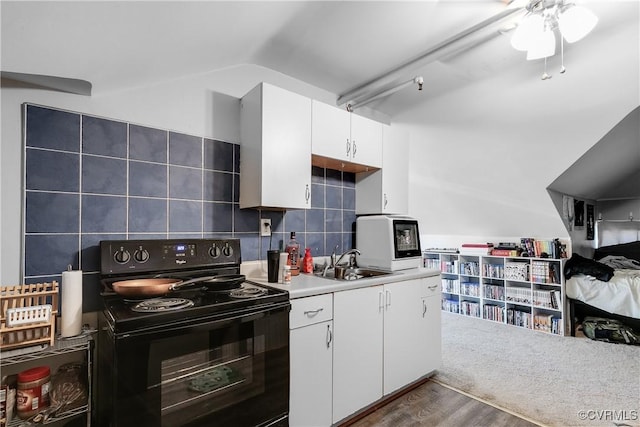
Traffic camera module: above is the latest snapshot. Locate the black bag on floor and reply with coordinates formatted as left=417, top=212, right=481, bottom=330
left=582, top=317, right=640, bottom=345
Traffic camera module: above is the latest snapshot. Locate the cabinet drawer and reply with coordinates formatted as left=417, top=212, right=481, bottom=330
left=424, top=276, right=440, bottom=297
left=290, top=294, right=333, bottom=329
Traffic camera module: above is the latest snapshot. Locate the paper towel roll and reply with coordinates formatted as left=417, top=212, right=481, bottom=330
left=61, top=269, right=83, bottom=337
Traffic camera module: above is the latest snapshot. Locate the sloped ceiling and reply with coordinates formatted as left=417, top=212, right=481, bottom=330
left=548, top=106, right=640, bottom=201
left=2, top=1, right=639, bottom=201
left=0, top=1, right=515, bottom=96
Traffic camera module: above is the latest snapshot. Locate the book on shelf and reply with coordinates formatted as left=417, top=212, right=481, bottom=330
left=520, top=238, right=565, bottom=259
left=505, top=287, right=531, bottom=304
left=441, top=298, right=460, bottom=313
left=460, top=243, right=494, bottom=256
left=504, top=262, right=529, bottom=281
left=495, top=242, right=519, bottom=250
left=490, top=249, right=519, bottom=257
left=460, top=281, right=480, bottom=297
left=483, top=304, right=504, bottom=322
left=441, top=278, right=460, bottom=294
left=460, top=300, right=481, bottom=317
left=533, top=314, right=561, bottom=334
left=424, top=248, right=459, bottom=254
left=533, top=289, right=553, bottom=308
left=507, top=308, right=531, bottom=328
left=482, top=263, right=504, bottom=278
left=530, top=260, right=561, bottom=284
left=551, top=290, right=562, bottom=309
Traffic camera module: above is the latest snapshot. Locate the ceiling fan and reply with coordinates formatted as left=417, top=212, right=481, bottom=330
left=1, top=71, right=92, bottom=96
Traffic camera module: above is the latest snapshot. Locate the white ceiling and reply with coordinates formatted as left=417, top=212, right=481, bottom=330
left=1, top=1, right=636, bottom=112
left=2, top=0, right=639, bottom=200
left=0, top=1, right=512, bottom=99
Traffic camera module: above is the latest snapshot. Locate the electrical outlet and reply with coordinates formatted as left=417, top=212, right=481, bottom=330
left=260, top=218, right=272, bottom=237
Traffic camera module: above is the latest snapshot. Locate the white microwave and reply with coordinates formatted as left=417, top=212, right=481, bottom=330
left=356, top=215, right=422, bottom=271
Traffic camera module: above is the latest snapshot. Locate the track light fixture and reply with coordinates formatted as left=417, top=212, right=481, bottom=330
left=346, top=76, right=424, bottom=112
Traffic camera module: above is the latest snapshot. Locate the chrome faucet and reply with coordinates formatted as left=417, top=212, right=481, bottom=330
left=322, top=246, right=361, bottom=277
left=334, top=248, right=361, bottom=268
left=322, top=245, right=340, bottom=277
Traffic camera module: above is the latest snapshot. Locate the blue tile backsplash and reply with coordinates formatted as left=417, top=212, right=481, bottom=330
left=23, top=104, right=356, bottom=312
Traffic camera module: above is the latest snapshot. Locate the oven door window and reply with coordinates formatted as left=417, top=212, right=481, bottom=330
left=110, top=308, right=289, bottom=427
left=156, top=322, right=261, bottom=426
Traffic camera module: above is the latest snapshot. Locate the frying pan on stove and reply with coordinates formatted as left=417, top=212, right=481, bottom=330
left=111, top=274, right=246, bottom=298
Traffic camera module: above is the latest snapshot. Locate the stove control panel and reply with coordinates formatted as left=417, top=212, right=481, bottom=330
left=100, top=239, right=241, bottom=275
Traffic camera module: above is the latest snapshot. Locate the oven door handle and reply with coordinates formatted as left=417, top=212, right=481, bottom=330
left=113, top=301, right=291, bottom=340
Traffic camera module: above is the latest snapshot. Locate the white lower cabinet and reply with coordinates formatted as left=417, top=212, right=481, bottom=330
left=384, top=276, right=441, bottom=394
left=289, top=294, right=333, bottom=427
left=332, top=277, right=441, bottom=423
left=332, top=286, right=384, bottom=423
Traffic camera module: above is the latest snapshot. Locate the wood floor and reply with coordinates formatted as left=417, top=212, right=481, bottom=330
left=346, top=379, right=542, bottom=427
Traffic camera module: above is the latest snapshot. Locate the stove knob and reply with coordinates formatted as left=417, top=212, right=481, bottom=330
left=209, top=244, right=221, bottom=258
left=222, top=243, right=233, bottom=257
left=114, top=249, right=131, bottom=264
left=134, top=249, right=150, bottom=263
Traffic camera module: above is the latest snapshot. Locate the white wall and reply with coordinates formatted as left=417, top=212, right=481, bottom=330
left=396, top=14, right=640, bottom=250
left=0, top=64, right=336, bottom=283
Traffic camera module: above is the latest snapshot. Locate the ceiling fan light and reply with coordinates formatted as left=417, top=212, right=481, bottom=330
left=558, top=5, right=598, bottom=43
left=511, top=13, right=544, bottom=51
left=526, top=28, right=556, bottom=60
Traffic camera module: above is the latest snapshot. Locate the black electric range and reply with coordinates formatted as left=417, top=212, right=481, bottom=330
left=99, top=238, right=289, bottom=335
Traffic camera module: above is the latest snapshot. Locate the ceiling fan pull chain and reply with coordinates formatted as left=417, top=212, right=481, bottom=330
left=560, top=36, right=566, bottom=74
left=542, top=57, right=552, bottom=80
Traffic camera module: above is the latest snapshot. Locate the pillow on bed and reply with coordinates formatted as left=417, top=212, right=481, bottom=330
left=598, top=255, right=640, bottom=270
left=564, top=253, right=615, bottom=281
left=594, top=241, right=640, bottom=263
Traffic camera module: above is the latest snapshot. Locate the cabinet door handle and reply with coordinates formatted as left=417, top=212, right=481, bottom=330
left=423, top=299, right=428, bottom=317
left=378, top=291, right=384, bottom=312
left=326, top=324, right=332, bottom=348
left=304, top=307, right=324, bottom=316
left=346, top=139, right=351, bottom=156
left=352, top=140, right=357, bottom=158
left=385, top=290, right=391, bottom=309
left=383, top=193, right=388, bottom=209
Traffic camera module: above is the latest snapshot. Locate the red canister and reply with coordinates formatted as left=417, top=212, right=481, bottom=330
left=17, top=366, right=50, bottom=419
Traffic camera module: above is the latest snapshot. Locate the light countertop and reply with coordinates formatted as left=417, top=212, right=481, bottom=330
left=243, top=264, right=440, bottom=299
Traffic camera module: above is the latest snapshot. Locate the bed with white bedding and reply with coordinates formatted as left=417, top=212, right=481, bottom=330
left=565, top=238, right=640, bottom=336
left=566, top=266, right=640, bottom=318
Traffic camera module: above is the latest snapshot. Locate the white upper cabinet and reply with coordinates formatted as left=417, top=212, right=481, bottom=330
left=311, top=100, right=382, bottom=170
left=240, top=82, right=312, bottom=209
left=350, top=113, right=383, bottom=168
left=311, top=100, right=351, bottom=161
left=356, top=124, right=409, bottom=215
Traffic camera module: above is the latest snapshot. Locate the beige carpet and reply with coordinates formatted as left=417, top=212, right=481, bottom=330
left=434, top=312, right=640, bottom=427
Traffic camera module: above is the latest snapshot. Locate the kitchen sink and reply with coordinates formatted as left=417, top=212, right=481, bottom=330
left=315, top=267, right=394, bottom=281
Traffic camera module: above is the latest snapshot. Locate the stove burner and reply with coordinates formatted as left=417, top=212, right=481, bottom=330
left=132, top=297, right=195, bottom=313
left=229, top=285, right=268, bottom=299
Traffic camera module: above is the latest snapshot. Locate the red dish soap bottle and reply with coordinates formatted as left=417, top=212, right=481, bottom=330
left=302, top=248, right=313, bottom=274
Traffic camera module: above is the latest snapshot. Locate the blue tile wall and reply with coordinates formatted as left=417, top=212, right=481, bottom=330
left=23, top=104, right=356, bottom=312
